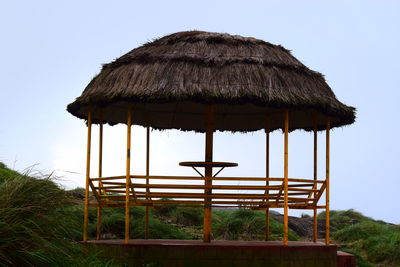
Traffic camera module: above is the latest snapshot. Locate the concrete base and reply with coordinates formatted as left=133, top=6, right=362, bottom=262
left=82, top=239, right=340, bottom=267
left=337, top=251, right=356, bottom=267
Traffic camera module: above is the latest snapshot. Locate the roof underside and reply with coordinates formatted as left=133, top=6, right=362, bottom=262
left=67, top=31, right=355, bottom=132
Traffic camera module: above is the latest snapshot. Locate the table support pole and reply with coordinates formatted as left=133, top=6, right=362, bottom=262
left=83, top=108, right=92, bottom=242
left=265, top=119, right=270, bottom=241
left=203, top=105, right=215, bottom=243
left=145, top=126, right=150, bottom=239
left=125, top=105, right=132, bottom=244
left=96, top=113, right=103, bottom=240
left=325, top=118, right=331, bottom=245
left=283, top=109, right=289, bottom=246
left=313, top=120, right=318, bottom=242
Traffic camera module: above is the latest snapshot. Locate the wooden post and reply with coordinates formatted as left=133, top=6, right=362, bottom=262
left=265, top=120, right=270, bottom=241
left=96, top=114, right=103, bottom=240
left=325, top=118, right=331, bottom=245
left=145, top=126, right=150, bottom=239
left=83, top=108, right=92, bottom=242
left=203, top=105, right=215, bottom=243
left=313, top=120, right=318, bottom=242
left=283, top=109, right=289, bottom=246
left=125, top=105, right=132, bottom=243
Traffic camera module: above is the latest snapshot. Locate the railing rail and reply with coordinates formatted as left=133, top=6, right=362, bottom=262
left=89, top=175, right=326, bottom=210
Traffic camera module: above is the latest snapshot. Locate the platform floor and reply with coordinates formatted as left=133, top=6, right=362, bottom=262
left=82, top=239, right=340, bottom=267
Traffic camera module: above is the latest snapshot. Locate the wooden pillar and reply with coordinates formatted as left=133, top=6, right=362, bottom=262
left=125, top=105, right=132, bottom=243
left=96, top=114, right=103, bottom=240
left=325, top=118, right=331, bottom=245
left=203, top=105, right=215, bottom=243
left=83, top=109, right=92, bottom=242
left=313, top=120, right=318, bottom=242
left=145, top=126, right=150, bottom=239
left=265, top=120, right=270, bottom=241
left=283, top=109, right=289, bottom=246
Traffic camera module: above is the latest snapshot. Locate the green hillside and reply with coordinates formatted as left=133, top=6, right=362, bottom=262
left=0, top=163, right=398, bottom=266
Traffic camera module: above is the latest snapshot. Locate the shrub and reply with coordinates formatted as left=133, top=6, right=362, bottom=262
left=333, top=221, right=391, bottom=243
left=363, top=231, right=400, bottom=264
left=152, top=198, right=177, bottom=217
left=340, top=249, right=373, bottom=267
left=94, top=206, right=191, bottom=240
left=145, top=217, right=191, bottom=239
left=319, top=209, right=372, bottom=232
left=334, top=221, right=400, bottom=266
left=213, top=209, right=299, bottom=241
left=172, top=207, right=203, bottom=226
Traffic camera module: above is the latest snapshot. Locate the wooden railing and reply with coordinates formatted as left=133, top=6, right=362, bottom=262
left=88, top=175, right=326, bottom=210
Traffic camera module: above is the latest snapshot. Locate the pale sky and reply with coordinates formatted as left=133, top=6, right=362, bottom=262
left=1, top=1, right=399, bottom=223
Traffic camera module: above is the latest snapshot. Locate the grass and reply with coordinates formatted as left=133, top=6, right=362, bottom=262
left=0, top=164, right=114, bottom=266
left=340, top=249, right=374, bottom=267
left=213, top=209, right=299, bottom=241
left=334, top=221, right=400, bottom=266
left=150, top=204, right=300, bottom=241
left=93, top=207, right=191, bottom=240
left=0, top=162, right=20, bottom=183
left=1, top=162, right=399, bottom=266
left=317, top=209, right=400, bottom=266
left=318, top=209, right=373, bottom=232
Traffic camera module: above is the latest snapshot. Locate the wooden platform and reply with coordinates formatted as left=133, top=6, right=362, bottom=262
left=82, top=239, right=342, bottom=267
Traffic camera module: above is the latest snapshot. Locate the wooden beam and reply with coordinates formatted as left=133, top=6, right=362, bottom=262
left=127, top=199, right=316, bottom=205
left=265, top=119, right=270, bottom=241
left=133, top=194, right=314, bottom=201
left=313, top=119, right=318, bottom=243
left=203, top=105, right=215, bottom=243
left=325, top=117, right=331, bottom=245
left=88, top=180, right=101, bottom=203
left=125, top=104, right=132, bottom=243
left=90, top=202, right=328, bottom=209
left=100, top=192, right=310, bottom=199
left=107, top=183, right=318, bottom=191
left=145, top=126, right=150, bottom=239
left=283, top=109, right=289, bottom=246
left=97, top=112, right=103, bottom=241
left=313, top=182, right=326, bottom=204
left=96, top=183, right=319, bottom=192
left=83, top=108, right=92, bottom=242
left=91, top=175, right=325, bottom=183
left=100, top=181, right=314, bottom=187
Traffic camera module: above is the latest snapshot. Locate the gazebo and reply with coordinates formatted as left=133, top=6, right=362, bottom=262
left=67, top=31, right=355, bottom=246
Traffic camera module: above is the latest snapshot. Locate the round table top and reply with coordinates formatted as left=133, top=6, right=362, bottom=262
left=179, top=161, right=238, bottom=168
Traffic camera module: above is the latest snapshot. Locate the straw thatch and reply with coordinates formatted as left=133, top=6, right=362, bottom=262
left=67, top=31, right=355, bottom=132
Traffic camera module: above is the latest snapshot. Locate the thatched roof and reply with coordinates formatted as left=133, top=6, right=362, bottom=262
left=67, top=31, right=355, bottom=132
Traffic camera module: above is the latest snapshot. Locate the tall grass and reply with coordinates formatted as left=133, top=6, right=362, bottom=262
left=0, top=162, right=20, bottom=183
left=318, top=209, right=400, bottom=266
left=213, top=209, right=299, bottom=241
left=318, top=209, right=373, bottom=232
left=151, top=202, right=300, bottom=241
left=334, top=221, right=400, bottom=266
left=93, top=207, right=191, bottom=240
left=0, top=164, right=113, bottom=266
